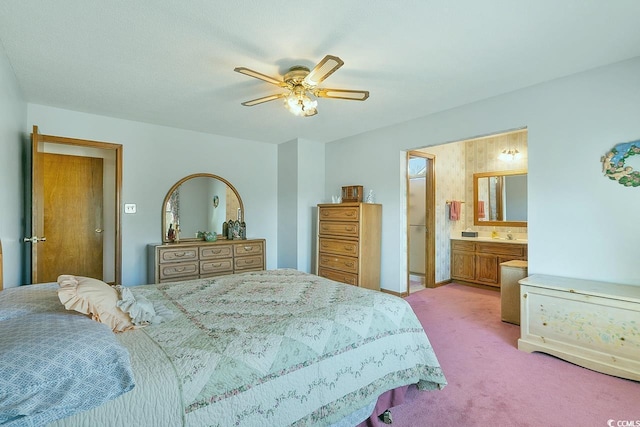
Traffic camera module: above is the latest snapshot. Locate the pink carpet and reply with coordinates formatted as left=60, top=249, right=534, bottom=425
left=387, top=283, right=640, bottom=427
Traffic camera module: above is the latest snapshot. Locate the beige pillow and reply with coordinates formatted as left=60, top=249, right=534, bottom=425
left=57, top=275, right=133, bottom=333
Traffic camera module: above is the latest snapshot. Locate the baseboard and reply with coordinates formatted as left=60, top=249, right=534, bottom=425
left=381, top=288, right=408, bottom=298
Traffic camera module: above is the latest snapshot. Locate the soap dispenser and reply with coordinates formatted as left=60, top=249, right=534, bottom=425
left=491, top=227, right=498, bottom=239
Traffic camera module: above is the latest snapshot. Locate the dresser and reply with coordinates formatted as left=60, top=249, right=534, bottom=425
left=316, top=203, right=381, bottom=291
left=518, top=274, right=640, bottom=381
left=450, top=238, right=527, bottom=287
left=147, top=239, right=265, bottom=284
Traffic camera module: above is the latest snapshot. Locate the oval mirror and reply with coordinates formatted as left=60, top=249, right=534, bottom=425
left=473, top=169, right=527, bottom=227
left=162, top=173, right=243, bottom=242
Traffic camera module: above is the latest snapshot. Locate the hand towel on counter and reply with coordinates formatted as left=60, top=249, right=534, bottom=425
left=449, top=200, right=461, bottom=221
left=477, top=200, right=486, bottom=219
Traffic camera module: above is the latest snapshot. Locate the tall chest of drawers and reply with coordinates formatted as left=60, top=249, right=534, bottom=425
left=147, top=239, right=265, bottom=284
left=316, top=203, right=382, bottom=291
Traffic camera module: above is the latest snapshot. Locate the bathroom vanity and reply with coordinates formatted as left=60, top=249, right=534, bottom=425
left=450, top=237, right=527, bottom=287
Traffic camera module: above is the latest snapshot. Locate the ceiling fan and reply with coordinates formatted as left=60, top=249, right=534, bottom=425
left=234, top=55, right=369, bottom=117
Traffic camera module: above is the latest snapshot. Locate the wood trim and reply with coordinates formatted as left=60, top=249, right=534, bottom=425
left=406, top=151, right=436, bottom=295
left=32, top=126, right=123, bottom=284
left=381, top=288, right=408, bottom=298
left=473, top=169, right=527, bottom=228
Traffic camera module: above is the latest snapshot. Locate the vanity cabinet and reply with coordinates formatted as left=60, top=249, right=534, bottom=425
left=316, top=203, right=381, bottom=291
left=450, top=239, right=527, bottom=287
left=148, top=239, right=265, bottom=284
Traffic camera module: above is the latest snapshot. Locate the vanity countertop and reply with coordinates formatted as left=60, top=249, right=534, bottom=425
left=451, top=236, right=528, bottom=244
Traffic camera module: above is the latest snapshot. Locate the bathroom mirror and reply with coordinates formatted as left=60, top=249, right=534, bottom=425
left=473, top=169, right=527, bottom=227
left=162, top=173, right=243, bottom=243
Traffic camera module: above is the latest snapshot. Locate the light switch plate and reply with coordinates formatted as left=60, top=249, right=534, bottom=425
left=124, top=203, right=137, bottom=214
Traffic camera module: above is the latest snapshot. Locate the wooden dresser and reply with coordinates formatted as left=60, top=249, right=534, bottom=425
left=148, top=239, right=265, bottom=284
left=450, top=238, right=527, bottom=287
left=519, top=274, right=640, bottom=381
left=316, top=203, right=382, bottom=291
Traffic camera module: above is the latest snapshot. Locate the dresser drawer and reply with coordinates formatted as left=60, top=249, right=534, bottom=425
left=319, top=221, right=359, bottom=237
left=200, top=259, right=233, bottom=275
left=234, top=255, right=264, bottom=271
left=234, top=242, right=263, bottom=257
left=318, top=268, right=358, bottom=286
left=158, top=247, right=198, bottom=263
left=200, top=245, right=233, bottom=259
left=319, top=253, right=358, bottom=274
left=319, top=206, right=359, bottom=221
left=159, top=261, right=199, bottom=280
left=319, top=238, right=358, bottom=257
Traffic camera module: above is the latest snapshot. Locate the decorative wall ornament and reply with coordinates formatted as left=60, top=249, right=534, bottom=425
left=601, top=139, right=640, bottom=187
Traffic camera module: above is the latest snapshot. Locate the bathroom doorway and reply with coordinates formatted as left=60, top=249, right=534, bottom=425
left=406, top=151, right=435, bottom=294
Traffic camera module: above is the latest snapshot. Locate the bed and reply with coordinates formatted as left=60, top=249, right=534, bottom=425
left=0, top=269, right=446, bottom=426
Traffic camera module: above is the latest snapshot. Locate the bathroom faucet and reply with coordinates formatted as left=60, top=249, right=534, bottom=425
left=507, top=230, right=513, bottom=240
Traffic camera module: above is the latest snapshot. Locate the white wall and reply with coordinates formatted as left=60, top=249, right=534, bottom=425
left=326, top=57, right=640, bottom=291
left=277, top=140, right=298, bottom=268
left=277, top=138, right=325, bottom=272
left=27, top=104, right=279, bottom=286
left=296, top=139, right=325, bottom=272
left=0, top=45, right=27, bottom=288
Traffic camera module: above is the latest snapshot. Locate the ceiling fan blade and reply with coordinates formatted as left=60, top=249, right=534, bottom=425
left=315, top=88, right=369, bottom=101
left=234, top=67, right=285, bottom=87
left=303, top=55, right=344, bottom=86
left=241, top=93, right=286, bottom=106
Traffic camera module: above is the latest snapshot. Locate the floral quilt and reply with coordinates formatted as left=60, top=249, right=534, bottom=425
left=128, top=269, right=446, bottom=426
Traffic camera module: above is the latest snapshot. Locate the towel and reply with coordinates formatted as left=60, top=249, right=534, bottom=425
left=449, top=201, right=461, bottom=221
left=478, top=201, right=486, bottom=219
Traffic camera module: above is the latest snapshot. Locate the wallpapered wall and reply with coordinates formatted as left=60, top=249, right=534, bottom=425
left=417, top=129, right=528, bottom=284
left=417, top=141, right=466, bottom=284
left=464, top=129, right=528, bottom=233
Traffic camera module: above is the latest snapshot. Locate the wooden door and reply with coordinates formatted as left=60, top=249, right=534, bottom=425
left=29, top=126, right=122, bottom=284
left=39, top=153, right=104, bottom=281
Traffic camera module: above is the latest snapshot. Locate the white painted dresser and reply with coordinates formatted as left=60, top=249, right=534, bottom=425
left=518, top=274, right=640, bottom=381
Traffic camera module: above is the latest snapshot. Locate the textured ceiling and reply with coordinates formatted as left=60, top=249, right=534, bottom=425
left=1, top=1, right=640, bottom=144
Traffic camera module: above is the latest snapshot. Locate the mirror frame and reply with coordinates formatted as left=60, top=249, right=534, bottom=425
left=161, top=173, right=244, bottom=243
left=473, top=169, right=527, bottom=228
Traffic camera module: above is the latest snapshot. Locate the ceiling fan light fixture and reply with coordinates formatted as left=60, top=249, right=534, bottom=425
left=284, top=85, right=317, bottom=117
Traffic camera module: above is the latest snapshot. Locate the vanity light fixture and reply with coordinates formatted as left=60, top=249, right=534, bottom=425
left=498, top=148, right=522, bottom=162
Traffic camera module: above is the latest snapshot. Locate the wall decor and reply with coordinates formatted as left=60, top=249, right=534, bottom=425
left=601, top=139, right=640, bottom=187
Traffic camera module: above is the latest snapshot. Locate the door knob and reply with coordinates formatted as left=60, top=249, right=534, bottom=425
left=95, top=228, right=103, bottom=233
left=23, top=236, right=46, bottom=243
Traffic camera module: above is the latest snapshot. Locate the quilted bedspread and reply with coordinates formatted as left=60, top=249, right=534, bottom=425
left=53, top=269, right=446, bottom=426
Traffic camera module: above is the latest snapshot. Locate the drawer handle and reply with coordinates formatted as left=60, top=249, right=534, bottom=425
left=173, top=252, right=186, bottom=257
left=174, top=267, right=185, bottom=272
left=344, top=245, right=354, bottom=251
left=213, top=249, right=222, bottom=254
left=244, top=246, right=253, bottom=251
left=345, top=226, right=355, bottom=231
left=345, top=262, right=354, bottom=267
left=213, top=263, right=222, bottom=267
left=321, top=211, right=330, bottom=217
left=346, top=211, right=355, bottom=216
left=244, top=259, right=254, bottom=264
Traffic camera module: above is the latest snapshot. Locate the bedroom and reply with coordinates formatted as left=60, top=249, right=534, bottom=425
left=0, top=1, right=639, bottom=426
